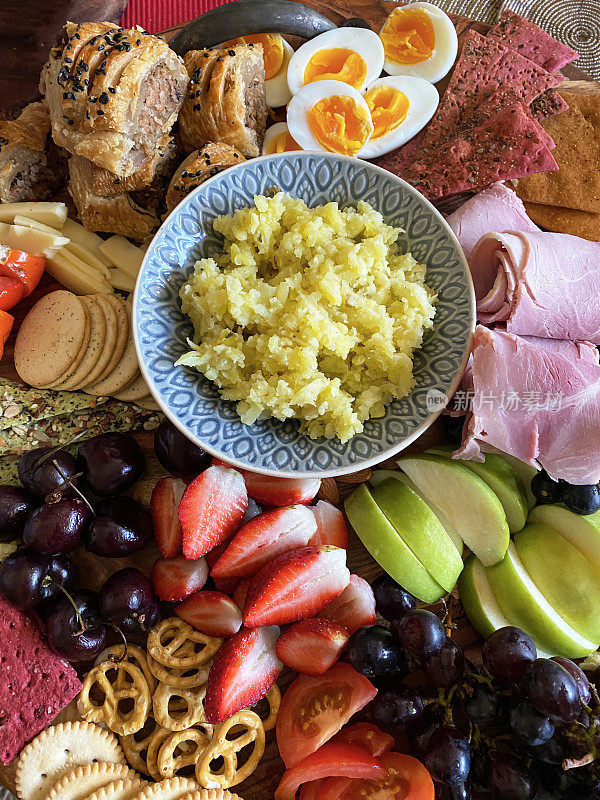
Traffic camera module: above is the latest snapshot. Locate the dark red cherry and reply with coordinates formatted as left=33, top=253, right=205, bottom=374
left=18, top=447, right=80, bottom=498
left=23, top=496, right=92, bottom=554
left=78, top=433, right=146, bottom=496
left=86, top=497, right=153, bottom=557
left=99, top=567, right=161, bottom=637
left=46, top=589, right=107, bottom=662
left=153, top=420, right=211, bottom=477
left=0, top=484, right=39, bottom=542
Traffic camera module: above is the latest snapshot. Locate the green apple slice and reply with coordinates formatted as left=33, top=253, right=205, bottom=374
left=397, top=454, right=509, bottom=566
left=486, top=542, right=598, bottom=658
left=529, top=504, right=600, bottom=570
left=484, top=448, right=538, bottom=511
left=458, top=555, right=551, bottom=658
left=345, top=483, right=445, bottom=604
left=514, top=522, right=600, bottom=643
left=369, top=469, right=463, bottom=555
left=370, top=478, right=463, bottom=593
left=425, top=447, right=528, bottom=533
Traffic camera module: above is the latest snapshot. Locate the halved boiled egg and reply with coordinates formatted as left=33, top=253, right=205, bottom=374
left=379, top=2, right=458, bottom=84
left=223, top=33, right=294, bottom=107
left=262, top=122, right=302, bottom=155
left=287, top=80, right=374, bottom=157
left=359, top=76, right=438, bottom=158
left=287, top=28, right=385, bottom=96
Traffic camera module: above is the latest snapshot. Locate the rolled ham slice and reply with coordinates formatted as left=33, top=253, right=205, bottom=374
left=446, top=182, right=538, bottom=262
left=455, top=326, right=600, bottom=485
left=471, top=231, right=600, bottom=344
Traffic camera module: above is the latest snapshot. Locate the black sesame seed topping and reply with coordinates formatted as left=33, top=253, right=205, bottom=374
left=98, top=91, right=109, bottom=103
left=228, top=49, right=235, bottom=56
left=108, top=86, right=116, bottom=93
left=96, top=109, right=104, bottom=115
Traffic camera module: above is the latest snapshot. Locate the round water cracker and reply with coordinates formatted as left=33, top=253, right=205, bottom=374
left=113, top=372, right=150, bottom=402
left=83, top=778, right=147, bottom=800
left=44, top=762, right=136, bottom=800
left=42, top=297, right=92, bottom=389
left=82, top=294, right=122, bottom=387
left=52, top=297, right=107, bottom=390
left=15, top=721, right=125, bottom=800
left=135, top=395, right=160, bottom=411
left=14, top=291, right=89, bottom=388
left=85, top=303, right=139, bottom=397
left=130, top=776, right=198, bottom=800
left=84, top=295, right=129, bottom=388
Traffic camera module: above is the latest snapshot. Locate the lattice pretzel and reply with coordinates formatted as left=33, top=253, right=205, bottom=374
left=148, top=618, right=222, bottom=669
left=195, top=710, right=265, bottom=790
left=120, top=716, right=161, bottom=776
left=95, top=643, right=158, bottom=694
left=156, top=725, right=214, bottom=779
left=147, top=652, right=213, bottom=689
left=146, top=724, right=176, bottom=781
left=153, top=682, right=209, bottom=731
left=78, top=660, right=151, bottom=735
left=250, top=684, right=280, bottom=733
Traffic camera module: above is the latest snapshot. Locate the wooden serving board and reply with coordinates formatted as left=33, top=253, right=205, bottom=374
left=0, top=2, right=598, bottom=798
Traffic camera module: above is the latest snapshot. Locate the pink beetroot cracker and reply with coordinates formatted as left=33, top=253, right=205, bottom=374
left=488, top=10, right=578, bottom=73
left=0, top=595, right=81, bottom=764
left=403, top=92, right=558, bottom=200
left=530, top=89, right=570, bottom=122
left=378, top=129, right=426, bottom=175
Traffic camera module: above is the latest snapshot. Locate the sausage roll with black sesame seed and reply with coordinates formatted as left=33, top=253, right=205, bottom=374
left=166, top=142, right=245, bottom=212
left=0, top=102, right=58, bottom=202
left=41, top=21, right=188, bottom=178
left=178, top=45, right=267, bottom=158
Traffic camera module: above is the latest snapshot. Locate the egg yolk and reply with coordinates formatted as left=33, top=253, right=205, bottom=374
left=224, top=33, right=285, bottom=80
left=380, top=8, right=436, bottom=65
left=307, top=95, right=372, bottom=156
left=266, top=130, right=302, bottom=154
left=364, top=85, right=410, bottom=139
left=304, top=48, right=367, bottom=90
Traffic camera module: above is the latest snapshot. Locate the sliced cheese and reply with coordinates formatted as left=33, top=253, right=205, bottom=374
left=62, top=219, right=113, bottom=267
left=65, top=242, right=111, bottom=280
left=13, top=215, right=69, bottom=238
left=108, top=268, right=136, bottom=293
left=45, top=251, right=113, bottom=295
left=99, top=235, right=144, bottom=278
left=0, top=223, right=68, bottom=257
left=0, top=202, right=67, bottom=228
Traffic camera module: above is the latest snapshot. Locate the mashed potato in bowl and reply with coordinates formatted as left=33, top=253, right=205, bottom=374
left=176, top=192, right=436, bottom=442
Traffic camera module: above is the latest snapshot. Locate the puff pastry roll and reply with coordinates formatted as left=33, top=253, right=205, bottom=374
left=0, top=102, right=56, bottom=202
left=90, top=135, right=177, bottom=197
left=41, top=22, right=188, bottom=178
left=166, top=142, right=245, bottom=212
left=178, top=45, right=267, bottom=158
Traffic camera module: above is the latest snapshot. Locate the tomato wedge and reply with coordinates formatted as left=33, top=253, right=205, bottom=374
left=0, top=276, right=24, bottom=311
left=341, top=752, right=434, bottom=800
left=0, top=310, right=14, bottom=362
left=318, top=724, right=395, bottom=800
left=274, top=743, right=387, bottom=800
left=299, top=780, right=325, bottom=800
left=0, top=245, right=45, bottom=296
left=276, top=663, right=377, bottom=768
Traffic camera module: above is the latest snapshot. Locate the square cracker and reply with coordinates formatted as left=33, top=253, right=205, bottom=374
left=516, top=90, right=600, bottom=213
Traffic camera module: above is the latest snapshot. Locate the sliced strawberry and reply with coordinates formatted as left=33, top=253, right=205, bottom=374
left=212, top=505, right=317, bottom=579
left=319, top=574, right=376, bottom=634
left=212, top=575, right=239, bottom=595
left=243, top=546, right=350, bottom=628
left=275, top=618, right=350, bottom=676
left=309, top=501, right=349, bottom=549
left=179, top=465, right=248, bottom=559
left=205, top=625, right=282, bottom=723
left=205, top=541, right=228, bottom=568
left=152, top=555, right=209, bottom=601
left=150, top=476, right=186, bottom=557
left=176, top=590, right=242, bottom=637
left=212, top=458, right=321, bottom=506
left=232, top=577, right=252, bottom=610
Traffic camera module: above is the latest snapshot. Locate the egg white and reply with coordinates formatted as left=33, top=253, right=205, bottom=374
left=359, top=76, right=438, bottom=158
left=380, top=2, right=458, bottom=84
left=262, top=122, right=301, bottom=155
left=287, top=80, right=374, bottom=155
left=287, top=28, right=385, bottom=95
left=266, top=37, right=294, bottom=108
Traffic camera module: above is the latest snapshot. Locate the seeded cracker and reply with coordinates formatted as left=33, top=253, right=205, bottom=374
left=488, top=10, right=578, bottom=74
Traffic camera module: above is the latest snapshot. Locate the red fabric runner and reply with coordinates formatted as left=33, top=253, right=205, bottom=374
left=122, top=0, right=235, bottom=33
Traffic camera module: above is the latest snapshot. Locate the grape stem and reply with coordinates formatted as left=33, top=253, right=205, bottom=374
left=41, top=577, right=86, bottom=635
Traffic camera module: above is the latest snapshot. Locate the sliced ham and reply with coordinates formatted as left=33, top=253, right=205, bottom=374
left=470, top=231, right=600, bottom=344
left=445, top=183, right=538, bottom=262
left=455, top=326, right=600, bottom=485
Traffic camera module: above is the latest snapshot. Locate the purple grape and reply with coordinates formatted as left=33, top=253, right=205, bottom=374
left=153, top=420, right=211, bottom=477
left=489, top=752, right=537, bottom=800
left=46, top=589, right=107, bottom=662
left=408, top=707, right=443, bottom=755
left=0, top=485, right=39, bottom=542
left=370, top=685, right=424, bottom=731
left=522, top=659, right=581, bottom=724
left=99, top=568, right=160, bottom=637
left=372, top=574, right=416, bottom=621
left=86, top=497, right=153, bottom=557
left=424, top=726, right=471, bottom=786
left=78, top=433, right=145, bottom=496
left=509, top=701, right=555, bottom=747
left=424, top=638, right=465, bottom=688
left=347, top=625, right=403, bottom=679
left=23, top=496, right=92, bottom=554
left=462, top=686, right=499, bottom=728
left=18, top=447, right=80, bottom=498
left=551, top=657, right=591, bottom=704
left=482, top=626, right=536, bottom=683
left=392, top=609, right=446, bottom=659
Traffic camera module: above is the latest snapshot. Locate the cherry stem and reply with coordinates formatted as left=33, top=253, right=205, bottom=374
left=50, top=460, right=96, bottom=517
left=32, top=432, right=87, bottom=470
left=42, top=578, right=86, bottom=635
left=106, top=625, right=129, bottom=661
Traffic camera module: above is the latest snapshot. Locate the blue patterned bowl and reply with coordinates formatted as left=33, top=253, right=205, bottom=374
left=134, top=152, right=474, bottom=478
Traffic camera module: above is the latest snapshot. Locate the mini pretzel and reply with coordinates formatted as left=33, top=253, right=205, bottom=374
left=156, top=725, right=214, bottom=779
left=153, top=682, right=209, bottom=731
left=250, top=685, right=281, bottom=733
left=146, top=724, right=175, bottom=781
left=96, top=643, right=158, bottom=694
left=78, top=660, right=151, bottom=735
left=148, top=618, right=222, bottom=669
left=195, top=710, right=265, bottom=790
left=120, top=716, right=161, bottom=776
left=147, top=652, right=213, bottom=689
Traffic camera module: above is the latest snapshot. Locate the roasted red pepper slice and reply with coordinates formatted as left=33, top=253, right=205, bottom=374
left=0, top=245, right=46, bottom=296
left=0, top=276, right=24, bottom=311
left=0, top=310, right=14, bottom=362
